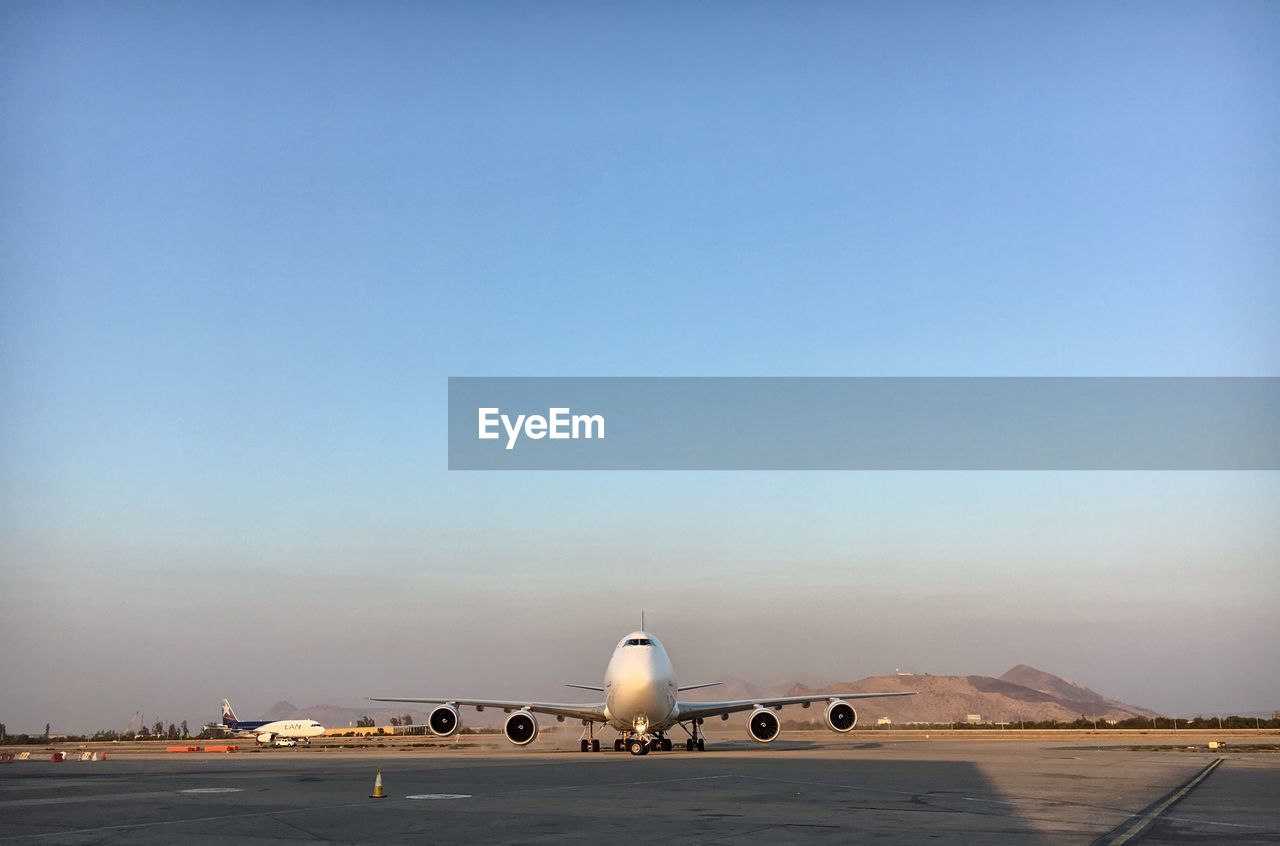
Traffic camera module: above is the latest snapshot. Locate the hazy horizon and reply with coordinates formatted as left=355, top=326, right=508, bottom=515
left=2, top=3, right=1278, bottom=734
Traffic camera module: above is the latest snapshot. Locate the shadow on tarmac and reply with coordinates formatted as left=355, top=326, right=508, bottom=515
left=0, top=755, right=1065, bottom=844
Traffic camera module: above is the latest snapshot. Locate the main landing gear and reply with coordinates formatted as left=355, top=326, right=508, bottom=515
left=681, top=719, right=707, bottom=752
left=579, top=722, right=601, bottom=752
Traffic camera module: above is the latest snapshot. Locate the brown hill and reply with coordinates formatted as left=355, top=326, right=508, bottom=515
left=785, top=669, right=1156, bottom=724
left=998, top=665, right=1157, bottom=717
left=257, top=666, right=1157, bottom=732
left=680, top=676, right=781, bottom=703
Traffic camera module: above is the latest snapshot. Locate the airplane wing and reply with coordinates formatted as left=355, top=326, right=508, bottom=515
left=369, top=696, right=606, bottom=724
left=678, top=682, right=721, bottom=692
left=675, top=690, right=917, bottom=722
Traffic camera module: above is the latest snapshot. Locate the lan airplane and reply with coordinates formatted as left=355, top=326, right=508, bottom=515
left=372, top=630, right=915, bottom=755
left=220, top=699, right=326, bottom=745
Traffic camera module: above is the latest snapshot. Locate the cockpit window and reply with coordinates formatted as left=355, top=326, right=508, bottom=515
left=624, top=638, right=652, bottom=646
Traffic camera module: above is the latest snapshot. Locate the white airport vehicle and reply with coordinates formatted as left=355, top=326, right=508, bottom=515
left=372, top=630, right=915, bottom=756
left=219, top=698, right=326, bottom=746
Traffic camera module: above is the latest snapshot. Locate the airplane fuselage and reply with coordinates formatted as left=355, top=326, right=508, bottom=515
left=602, top=632, right=680, bottom=734
left=252, top=719, right=325, bottom=739
left=222, top=717, right=325, bottom=741
left=220, top=698, right=325, bottom=741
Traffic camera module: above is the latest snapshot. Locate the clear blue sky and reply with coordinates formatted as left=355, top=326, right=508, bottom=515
left=1, top=1, right=1277, bottom=732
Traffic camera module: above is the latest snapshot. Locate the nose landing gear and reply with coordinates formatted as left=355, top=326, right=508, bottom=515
left=615, top=731, right=673, bottom=755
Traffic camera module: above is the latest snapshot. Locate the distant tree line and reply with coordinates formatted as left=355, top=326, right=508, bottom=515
left=3, top=714, right=1276, bottom=745
left=930, top=716, right=1280, bottom=730
left=779, top=715, right=1280, bottom=731
left=329, top=726, right=497, bottom=737
left=0, top=719, right=193, bottom=745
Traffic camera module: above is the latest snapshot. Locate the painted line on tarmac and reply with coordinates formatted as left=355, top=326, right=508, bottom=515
left=491, top=773, right=738, bottom=796
left=178, top=788, right=244, bottom=794
left=0, top=781, right=105, bottom=794
left=0, top=775, right=732, bottom=839
left=1093, top=757, right=1225, bottom=846
left=0, top=800, right=379, bottom=841
left=741, top=770, right=1259, bottom=834
left=738, top=773, right=972, bottom=803
left=0, top=791, right=173, bottom=808
left=1158, top=814, right=1255, bottom=830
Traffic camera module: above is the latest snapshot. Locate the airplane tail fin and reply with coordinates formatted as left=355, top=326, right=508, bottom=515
left=220, top=698, right=238, bottom=725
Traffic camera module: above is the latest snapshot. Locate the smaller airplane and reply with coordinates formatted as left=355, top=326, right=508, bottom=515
left=219, top=698, right=325, bottom=746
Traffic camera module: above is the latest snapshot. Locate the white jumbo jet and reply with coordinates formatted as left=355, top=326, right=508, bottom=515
left=372, top=630, right=916, bottom=756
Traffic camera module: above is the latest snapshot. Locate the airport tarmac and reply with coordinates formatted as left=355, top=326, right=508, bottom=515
left=1, top=734, right=1276, bottom=844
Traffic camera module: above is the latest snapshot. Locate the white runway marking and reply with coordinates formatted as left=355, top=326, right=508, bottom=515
left=406, top=794, right=471, bottom=800
left=179, top=788, right=244, bottom=794
left=0, top=800, right=377, bottom=841
left=0, top=791, right=171, bottom=808
left=494, top=773, right=736, bottom=796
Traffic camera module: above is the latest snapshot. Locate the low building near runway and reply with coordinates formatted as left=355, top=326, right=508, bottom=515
left=322, top=726, right=389, bottom=737
left=391, top=725, right=430, bottom=736
left=321, top=725, right=432, bottom=737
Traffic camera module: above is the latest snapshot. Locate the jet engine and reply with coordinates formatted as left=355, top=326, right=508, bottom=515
left=824, top=700, right=857, bottom=733
left=428, top=704, right=462, bottom=737
left=255, top=732, right=274, bottom=745
left=504, top=710, right=539, bottom=746
left=747, top=707, right=780, bottom=743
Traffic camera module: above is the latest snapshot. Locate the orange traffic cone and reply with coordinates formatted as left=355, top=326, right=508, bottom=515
left=369, top=767, right=386, bottom=799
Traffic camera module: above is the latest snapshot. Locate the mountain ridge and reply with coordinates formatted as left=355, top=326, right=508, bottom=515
left=258, top=666, right=1158, bottom=727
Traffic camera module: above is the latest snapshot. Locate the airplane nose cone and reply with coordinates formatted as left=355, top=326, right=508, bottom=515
left=611, top=677, right=665, bottom=719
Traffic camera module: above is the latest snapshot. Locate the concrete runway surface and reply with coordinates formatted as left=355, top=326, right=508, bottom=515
left=1, top=735, right=1276, bottom=844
